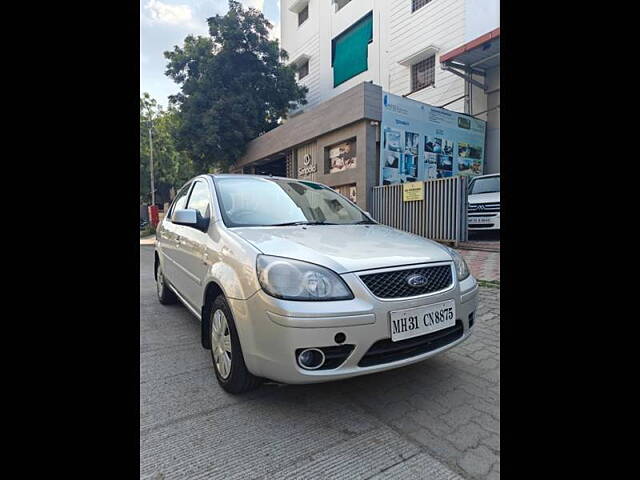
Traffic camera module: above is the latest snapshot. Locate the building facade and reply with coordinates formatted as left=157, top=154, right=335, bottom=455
left=232, top=82, right=382, bottom=211
left=231, top=1, right=500, bottom=209
left=283, top=0, right=498, bottom=116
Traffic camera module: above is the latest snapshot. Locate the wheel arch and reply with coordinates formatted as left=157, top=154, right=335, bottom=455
left=154, top=251, right=160, bottom=280
left=201, top=280, right=225, bottom=350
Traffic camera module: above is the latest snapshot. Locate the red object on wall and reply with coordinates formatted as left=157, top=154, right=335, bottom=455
left=148, top=205, right=159, bottom=228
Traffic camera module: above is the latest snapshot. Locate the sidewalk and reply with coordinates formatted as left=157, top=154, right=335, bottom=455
left=140, top=235, right=155, bottom=246
left=457, top=240, right=500, bottom=252
left=455, top=247, right=500, bottom=282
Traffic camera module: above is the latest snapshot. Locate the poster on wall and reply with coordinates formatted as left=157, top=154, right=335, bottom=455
left=334, top=184, right=357, bottom=204
left=328, top=140, right=357, bottom=173
left=379, top=92, right=487, bottom=185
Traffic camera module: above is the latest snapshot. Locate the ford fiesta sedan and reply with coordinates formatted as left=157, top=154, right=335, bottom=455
left=154, top=174, right=478, bottom=393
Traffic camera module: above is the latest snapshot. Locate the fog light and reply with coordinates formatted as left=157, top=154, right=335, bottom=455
left=297, top=348, right=325, bottom=370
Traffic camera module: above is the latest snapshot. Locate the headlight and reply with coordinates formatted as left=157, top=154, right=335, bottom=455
left=447, top=248, right=470, bottom=281
left=256, top=255, right=354, bottom=301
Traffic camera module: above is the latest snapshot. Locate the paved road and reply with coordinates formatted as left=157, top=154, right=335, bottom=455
left=455, top=249, right=500, bottom=283
left=140, top=247, right=500, bottom=479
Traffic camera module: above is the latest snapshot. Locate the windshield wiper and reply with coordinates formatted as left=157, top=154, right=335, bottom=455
left=268, top=221, right=310, bottom=226
left=269, top=221, right=338, bottom=226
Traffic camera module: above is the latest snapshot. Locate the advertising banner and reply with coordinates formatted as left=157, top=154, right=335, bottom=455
left=380, top=92, right=486, bottom=185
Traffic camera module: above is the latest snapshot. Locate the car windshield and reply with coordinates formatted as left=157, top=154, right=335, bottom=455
left=469, top=176, right=500, bottom=195
left=213, top=176, right=374, bottom=227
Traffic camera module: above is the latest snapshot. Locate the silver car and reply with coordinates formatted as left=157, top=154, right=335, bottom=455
left=155, top=174, right=478, bottom=393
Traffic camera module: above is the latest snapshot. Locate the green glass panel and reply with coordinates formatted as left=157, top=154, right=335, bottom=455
left=333, top=13, right=373, bottom=87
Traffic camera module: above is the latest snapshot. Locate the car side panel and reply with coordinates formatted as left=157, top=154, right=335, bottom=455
left=156, top=218, right=181, bottom=285
left=178, top=224, right=210, bottom=308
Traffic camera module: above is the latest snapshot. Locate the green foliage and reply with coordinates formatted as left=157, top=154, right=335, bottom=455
left=140, top=93, right=196, bottom=203
left=164, top=0, right=308, bottom=172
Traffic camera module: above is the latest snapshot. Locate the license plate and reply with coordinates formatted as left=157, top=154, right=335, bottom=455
left=469, top=216, right=491, bottom=224
left=389, top=300, right=456, bottom=342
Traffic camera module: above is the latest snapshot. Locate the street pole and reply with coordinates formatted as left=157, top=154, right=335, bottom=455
left=149, top=117, right=155, bottom=207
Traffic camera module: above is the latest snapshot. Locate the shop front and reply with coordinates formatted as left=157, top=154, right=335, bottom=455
left=232, top=78, right=491, bottom=212
left=232, top=82, right=382, bottom=211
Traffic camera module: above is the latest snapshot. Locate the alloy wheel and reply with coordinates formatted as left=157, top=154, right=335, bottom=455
left=211, top=309, right=232, bottom=379
left=157, top=267, right=164, bottom=298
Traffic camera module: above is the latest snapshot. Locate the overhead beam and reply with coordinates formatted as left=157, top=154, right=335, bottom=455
left=441, top=65, right=486, bottom=91
left=445, top=61, right=486, bottom=76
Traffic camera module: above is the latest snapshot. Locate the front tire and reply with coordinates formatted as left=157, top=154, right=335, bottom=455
left=209, top=294, right=262, bottom=394
left=156, top=261, right=177, bottom=305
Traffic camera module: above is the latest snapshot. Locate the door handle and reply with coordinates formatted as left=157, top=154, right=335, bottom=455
left=176, top=235, right=181, bottom=243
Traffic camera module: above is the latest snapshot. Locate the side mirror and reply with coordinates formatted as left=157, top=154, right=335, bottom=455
left=172, top=209, right=198, bottom=227
left=173, top=208, right=210, bottom=232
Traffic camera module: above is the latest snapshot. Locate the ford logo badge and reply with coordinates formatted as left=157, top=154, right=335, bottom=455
left=406, top=274, right=427, bottom=287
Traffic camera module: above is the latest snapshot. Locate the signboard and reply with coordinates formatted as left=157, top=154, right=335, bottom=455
left=403, top=181, right=424, bottom=202
left=298, top=153, right=317, bottom=176
left=380, top=92, right=486, bottom=185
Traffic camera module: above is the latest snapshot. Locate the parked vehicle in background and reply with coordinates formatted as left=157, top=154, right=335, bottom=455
left=154, top=175, right=478, bottom=394
left=468, top=173, right=500, bottom=231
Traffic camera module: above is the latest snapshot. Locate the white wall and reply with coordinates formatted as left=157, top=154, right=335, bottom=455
left=387, top=0, right=466, bottom=113
left=281, top=0, right=498, bottom=115
left=281, top=0, right=321, bottom=109
left=281, top=0, right=387, bottom=112
left=484, top=65, right=500, bottom=173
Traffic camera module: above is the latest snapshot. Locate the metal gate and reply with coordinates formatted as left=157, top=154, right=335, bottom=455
left=369, top=177, right=468, bottom=244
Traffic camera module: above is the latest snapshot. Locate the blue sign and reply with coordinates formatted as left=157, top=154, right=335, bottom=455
left=380, top=92, right=486, bottom=185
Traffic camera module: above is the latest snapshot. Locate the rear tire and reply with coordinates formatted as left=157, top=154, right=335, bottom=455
left=156, top=261, right=177, bottom=305
left=209, top=294, right=262, bottom=394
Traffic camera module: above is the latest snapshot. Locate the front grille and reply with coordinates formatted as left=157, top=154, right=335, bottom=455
left=359, top=265, right=452, bottom=299
left=358, top=321, right=463, bottom=367
left=468, top=203, right=500, bottom=213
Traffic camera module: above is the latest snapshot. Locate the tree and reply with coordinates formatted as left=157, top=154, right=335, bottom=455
left=140, top=93, right=195, bottom=204
left=164, top=0, right=307, bottom=172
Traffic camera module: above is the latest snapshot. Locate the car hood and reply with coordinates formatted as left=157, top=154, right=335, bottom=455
left=468, top=191, right=500, bottom=204
left=231, top=224, right=453, bottom=274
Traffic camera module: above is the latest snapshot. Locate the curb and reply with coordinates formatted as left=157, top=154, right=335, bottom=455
left=456, top=247, right=500, bottom=253
left=455, top=244, right=500, bottom=253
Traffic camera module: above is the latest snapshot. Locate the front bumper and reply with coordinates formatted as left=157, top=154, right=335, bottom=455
left=228, top=268, right=479, bottom=384
left=469, top=211, right=500, bottom=230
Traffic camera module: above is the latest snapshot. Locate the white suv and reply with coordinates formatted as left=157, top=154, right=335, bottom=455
left=468, top=173, right=500, bottom=231
left=155, top=175, right=478, bottom=393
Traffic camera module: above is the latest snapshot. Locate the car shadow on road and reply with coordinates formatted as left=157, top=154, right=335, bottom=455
left=253, top=355, right=454, bottom=412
